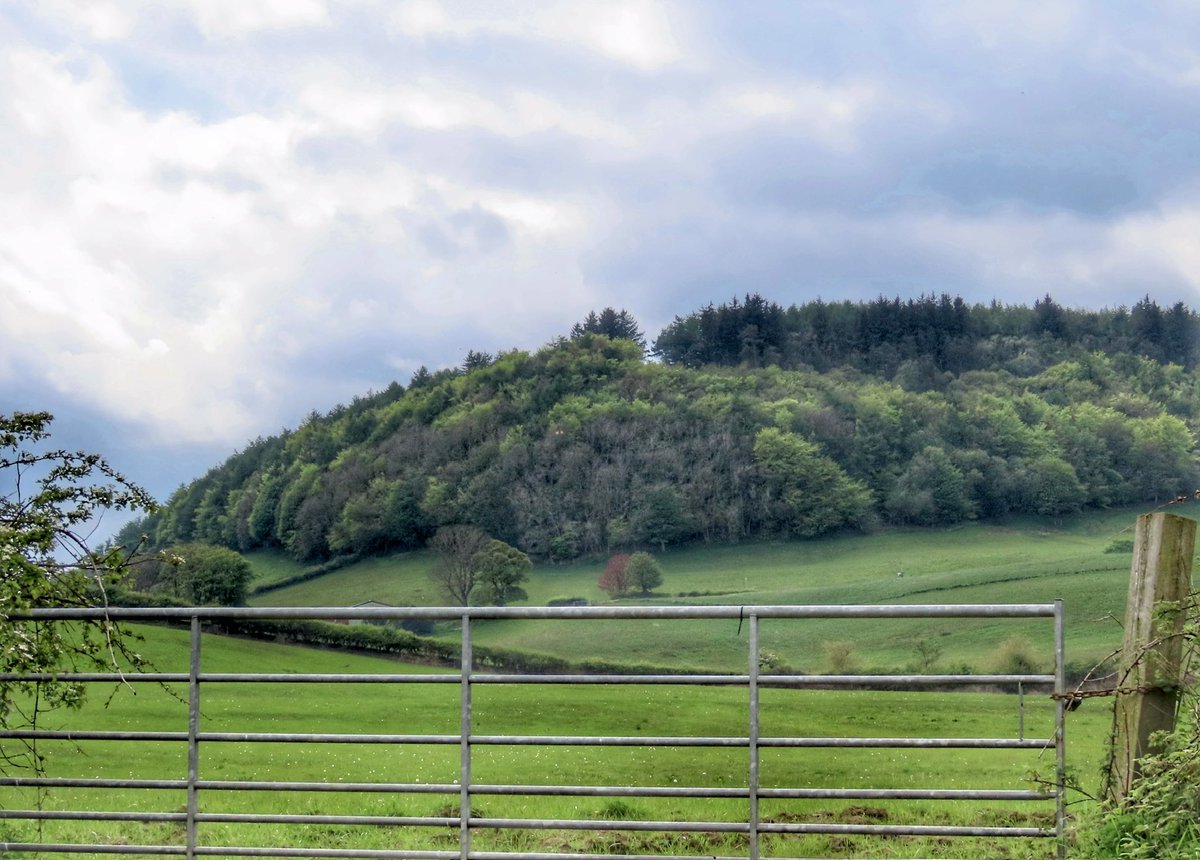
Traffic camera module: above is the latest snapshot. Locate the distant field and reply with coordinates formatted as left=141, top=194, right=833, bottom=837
left=248, top=502, right=1196, bottom=673
left=7, top=623, right=1113, bottom=860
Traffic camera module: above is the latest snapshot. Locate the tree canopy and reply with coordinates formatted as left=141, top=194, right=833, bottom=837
left=116, top=294, right=1200, bottom=565
left=570, top=307, right=647, bottom=352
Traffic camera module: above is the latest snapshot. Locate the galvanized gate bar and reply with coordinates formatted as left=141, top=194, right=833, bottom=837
left=1, top=603, right=1066, bottom=860
left=187, top=616, right=202, bottom=860
left=0, top=672, right=1057, bottom=686
left=15, top=604, right=1058, bottom=621
left=460, top=612, right=473, bottom=860
left=747, top=612, right=760, bottom=860
left=1055, top=598, right=1067, bottom=860
left=0, top=778, right=1055, bottom=800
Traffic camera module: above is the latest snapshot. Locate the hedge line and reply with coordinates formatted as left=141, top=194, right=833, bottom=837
left=107, top=590, right=695, bottom=676
left=247, top=555, right=360, bottom=596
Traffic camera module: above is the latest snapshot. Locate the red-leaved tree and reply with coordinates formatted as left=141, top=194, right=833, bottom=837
left=598, top=553, right=631, bottom=597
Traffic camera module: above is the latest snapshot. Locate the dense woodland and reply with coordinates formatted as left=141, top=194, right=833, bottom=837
left=117, top=294, right=1200, bottom=565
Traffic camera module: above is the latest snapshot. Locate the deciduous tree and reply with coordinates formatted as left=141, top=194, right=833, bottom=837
left=158, top=543, right=253, bottom=605
left=1, top=411, right=153, bottom=769
left=475, top=539, right=531, bottom=605
left=428, top=525, right=490, bottom=605
left=625, top=551, right=663, bottom=595
left=599, top=553, right=632, bottom=597
left=753, top=427, right=873, bottom=536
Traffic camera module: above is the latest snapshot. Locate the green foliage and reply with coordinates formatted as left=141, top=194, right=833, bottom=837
left=427, top=527, right=529, bottom=606
left=475, top=539, right=531, bottom=606
left=1, top=411, right=153, bottom=767
left=656, top=292, right=1199, bottom=373
left=885, top=446, right=974, bottom=525
left=753, top=427, right=873, bottom=536
left=1076, top=590, right=1200, bottom=859
left=118, top=295, right=1200, bottom=567
left=329, top=477, right=426, bottom=555
left=1079, top=696, right=1200, bottom=859
left=822, top=640, right=861, bottom=674
left=158, top=543, right=253, bottom=606
left=630, top=487, right=695, bottom=550
left=570, top=307, right=646, bottom=352
left=624, top=551, right=663, bottom=595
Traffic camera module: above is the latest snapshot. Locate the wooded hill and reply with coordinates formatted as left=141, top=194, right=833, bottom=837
left=117, top=294, right=1200, bottom=564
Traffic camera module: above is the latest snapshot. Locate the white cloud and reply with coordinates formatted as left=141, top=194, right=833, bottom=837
left=1109, top=207, right=1200, bottom=294
left=177, top=0, right=330, bottom=39
left=17, top=0, right=330, bottom=42
left=0, top=38, right=604, bottom=444
left=296, top=66, right=637, bottom=148
left=388, top=0, right=687, bottom=72
left=718, top=79, right=881, bottom=149
left=18, top=0, right=147, bottom=41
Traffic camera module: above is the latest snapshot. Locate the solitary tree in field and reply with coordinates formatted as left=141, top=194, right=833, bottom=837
left=475, top=539, right=531, bottom=606
left=598, top=553, right=632, bottom=597
left=428, top=525, right=491, bottom=605
left=429, top=526, right=530, bottom=606
left=1, top=411, right=154, bottom=770
left=625, top=551, right=663, bottom=595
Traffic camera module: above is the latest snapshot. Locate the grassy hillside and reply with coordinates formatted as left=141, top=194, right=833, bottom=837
left=247, top=501, right=1194, bottom=674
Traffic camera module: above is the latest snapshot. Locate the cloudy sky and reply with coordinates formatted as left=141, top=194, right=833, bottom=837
left=3, top=0, right=1200, bottom=517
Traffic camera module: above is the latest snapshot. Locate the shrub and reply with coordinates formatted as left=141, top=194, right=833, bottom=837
left=992, top=634, right=1041, bottom=674
left=822, top=640, right=860, bottom=674
left=1078, top=693, right=1200, bottom=859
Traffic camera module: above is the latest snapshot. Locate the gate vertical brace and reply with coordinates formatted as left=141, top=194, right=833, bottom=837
left=460, top=614, right=472, bottom=860
left=1054, top=599, right=1066, bottom=860
left=186, top=615, right=201, bottom=860
left=748, top=612, right=760, bottom=860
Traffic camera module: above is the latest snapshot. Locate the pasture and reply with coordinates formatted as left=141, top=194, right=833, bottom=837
left=5, top=616, right=1114, bottom=860
left=9, top=504, right=1183, bottom=857
left=248, top=503, right=1193, bottom=675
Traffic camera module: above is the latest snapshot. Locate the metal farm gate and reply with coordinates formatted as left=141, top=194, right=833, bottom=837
left=1, top=603, right=1067, bottom=860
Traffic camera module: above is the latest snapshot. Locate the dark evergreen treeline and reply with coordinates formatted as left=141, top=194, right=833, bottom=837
left=655, top=293, right=1199, bottom=376
left=117, top=295, right=1200, bottom=564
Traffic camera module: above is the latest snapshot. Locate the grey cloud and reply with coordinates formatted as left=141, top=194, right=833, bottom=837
left=913, top=151, right=1141, bottom=217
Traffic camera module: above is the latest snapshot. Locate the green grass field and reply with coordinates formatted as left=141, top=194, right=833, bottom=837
left=8, top=504, right=1187, bottom=858
left=5, top=623, right=1113, bottom=860
left=250, top=502, right=1194, bottom=675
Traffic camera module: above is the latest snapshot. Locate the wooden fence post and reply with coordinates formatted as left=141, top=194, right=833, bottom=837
left=1108, top=512, right=1196, bottom=803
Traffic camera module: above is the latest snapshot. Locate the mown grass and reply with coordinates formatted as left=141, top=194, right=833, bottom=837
left=6, top=622, right=1115, bottom=860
